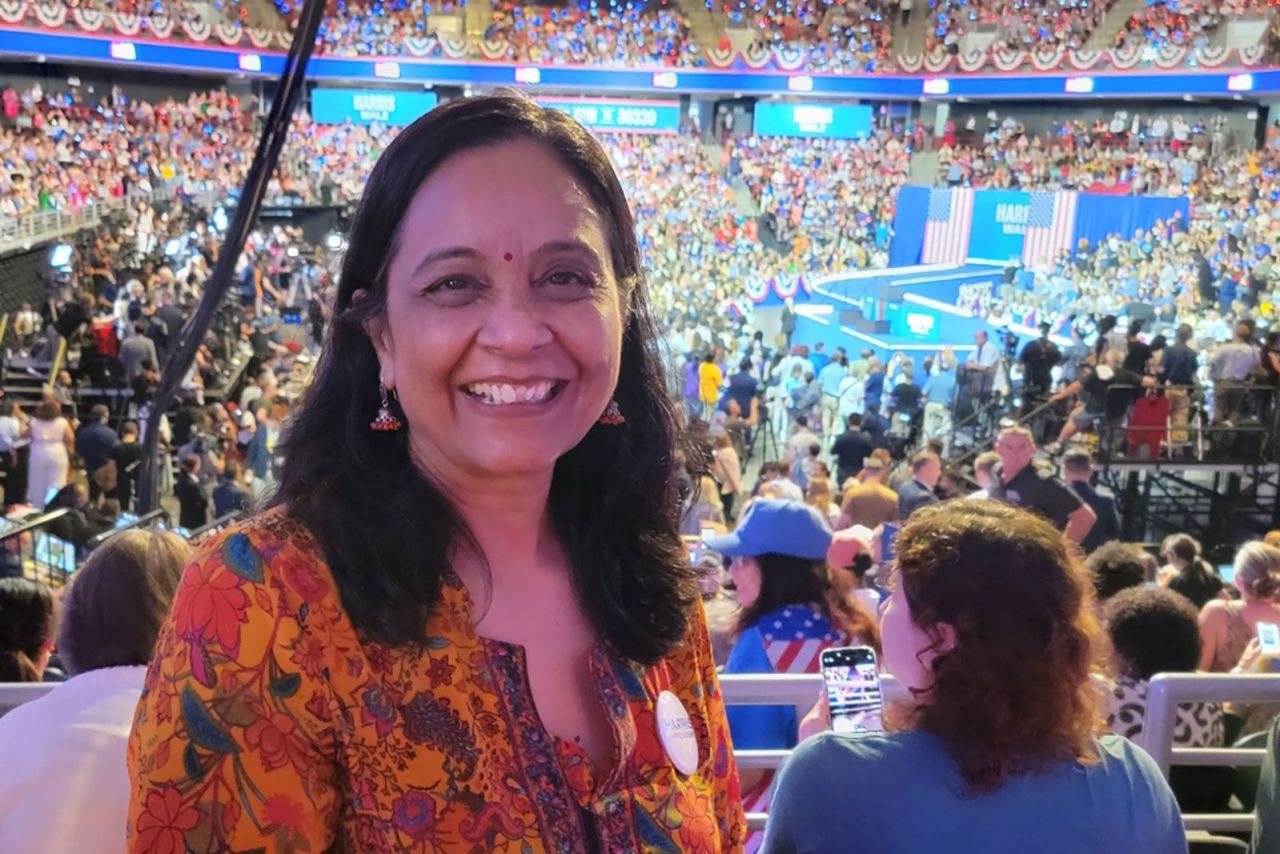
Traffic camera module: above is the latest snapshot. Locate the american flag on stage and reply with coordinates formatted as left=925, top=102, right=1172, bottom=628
left=1022, top=190, right=1079, bottom=269
left=922, top=186, right=975, bottom=264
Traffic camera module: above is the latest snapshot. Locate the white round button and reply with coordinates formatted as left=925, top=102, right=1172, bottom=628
left=655, top=690, right=699, bottom=776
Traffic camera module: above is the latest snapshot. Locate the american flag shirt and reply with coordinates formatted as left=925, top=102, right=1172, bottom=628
left=724, top=604, right=844, bottom=853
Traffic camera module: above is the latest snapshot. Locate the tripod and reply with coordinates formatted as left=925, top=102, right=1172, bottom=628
left=748, top=400, right=780, bottom=463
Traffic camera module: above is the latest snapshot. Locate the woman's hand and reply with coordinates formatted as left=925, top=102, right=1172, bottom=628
left=797, top=689, right=830, bottom=743
left=1234, top=637, right=1263, bottom=674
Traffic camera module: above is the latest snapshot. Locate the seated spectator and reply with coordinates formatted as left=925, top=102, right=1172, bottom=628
left=1105, top=586, right=1223, bottom=747
left=0, top=577, right=57, bottom=682
left=1200, top=541, right=1280, bottom=672
left=827, top=524, right=883, bottom=620
left=0, top=530, right=190, bottom=854
left=765, top=501, right=1186, bottom=852
left=212, top=458, right=252, bottom=519
left=706, top=498, right=874, bottom=832
left=1088, top=541, right=1150, bottom=604
left=1157, top=532, right=1224, bottom=610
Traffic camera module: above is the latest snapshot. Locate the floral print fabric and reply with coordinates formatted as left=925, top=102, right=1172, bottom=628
left=127, top=509, right=746, bottom=853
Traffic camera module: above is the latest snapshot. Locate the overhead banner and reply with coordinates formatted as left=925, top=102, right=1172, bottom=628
left=538, top=98, right=681, bottom=134
left=752, top=102, right=873, bottom=139
left=310, top=87, right=438, bottom=126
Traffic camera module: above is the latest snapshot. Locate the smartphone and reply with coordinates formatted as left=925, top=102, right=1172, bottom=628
left=1219, top=564, right=1237, bottom=586
left=879, top=522, right=899, bottom=566
left=820, top=646, right=884, bottom=735
left=1259, top=622, right=1280, bottom=656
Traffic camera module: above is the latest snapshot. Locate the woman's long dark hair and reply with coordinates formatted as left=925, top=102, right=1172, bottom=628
left=0, top=578, right=56, bottom=682
left=273, top=95, right=698, bottom=663
left=734, top=553, right=877, bottom=652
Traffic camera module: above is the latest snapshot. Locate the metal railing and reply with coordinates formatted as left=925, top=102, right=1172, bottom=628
left=0, top=508, right=72, bottom=586
left=82, top=509, right=171, bottom=554
left=0, top=181, right=184, bottom=254
left=1141, top=672, right=1280, bottom=833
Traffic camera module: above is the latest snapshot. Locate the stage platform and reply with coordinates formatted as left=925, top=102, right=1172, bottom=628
left=789, top=261, right=1055, bottom=361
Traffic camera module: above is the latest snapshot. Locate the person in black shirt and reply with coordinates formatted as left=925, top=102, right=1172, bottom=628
left=1019, top=323, right=1062, bottom=413
left=896, top=451, right=941, bottom=519
left=1049, top=351, right=1142, bottom=450
left=1160, top=324, right=1199, bottom=444
left=175, top=453, right=210, bottom=531
left=110, top=421, right=145, bottom=513
left=1061, top=450, right=1120, bottom=554
left=1122, top=322, right=1152, bottom=376
left=831, top=415, right=874, bottom=487
left=726, top=359, right=759, bottom=416
left=994, top=426, right=1095, bottom=544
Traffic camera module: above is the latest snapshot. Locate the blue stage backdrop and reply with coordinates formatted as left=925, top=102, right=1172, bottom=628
left=967, top=190, right=1030, bottom=263
left=890, top=185, right=1191, bottom=267
left=889, top=186, right=930, bottom=268
left=1071, top=193, right=1190, bottom=249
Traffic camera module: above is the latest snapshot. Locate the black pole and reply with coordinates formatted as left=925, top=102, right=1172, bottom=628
left=138, top=0, right=327, bottom=513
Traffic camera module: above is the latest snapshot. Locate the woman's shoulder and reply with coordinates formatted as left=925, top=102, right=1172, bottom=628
left=182, top=506, right=343, bottom=622
left=784, top=730, right=943, bottom=784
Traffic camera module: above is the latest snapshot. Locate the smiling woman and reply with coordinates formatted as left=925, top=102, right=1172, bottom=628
left=126, top=96, right=746, bottom=853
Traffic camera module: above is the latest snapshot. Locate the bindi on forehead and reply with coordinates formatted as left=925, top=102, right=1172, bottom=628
left=503, top=252, right=513, bottom=262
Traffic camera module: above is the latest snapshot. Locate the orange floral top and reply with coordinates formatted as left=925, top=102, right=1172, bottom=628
left=127, top=509, right=746, bottom=853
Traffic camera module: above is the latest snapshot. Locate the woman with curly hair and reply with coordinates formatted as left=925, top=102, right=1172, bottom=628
left=764, top=500, right=1185, bottom=853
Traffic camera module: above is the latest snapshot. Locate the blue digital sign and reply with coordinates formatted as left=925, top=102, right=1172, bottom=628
left=887, top=303, right=942, bottom=343
left=311, top=87, right=438, bottom=126
left=753, top=102, right=873, bottom=139
left=538, top=98, right=681, bottom=133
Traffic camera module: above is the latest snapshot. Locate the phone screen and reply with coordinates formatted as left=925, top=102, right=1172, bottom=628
left=880, top=523, right=899, bottom=566
left=1219, top=564, right=1237, bottom=586
left=821, top=646, right=884, bottom=734
left=1259, top=622, right=1280, bottom=656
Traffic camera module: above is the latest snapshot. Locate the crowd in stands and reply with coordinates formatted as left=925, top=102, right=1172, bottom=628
left=482, top=0, right=695, bottom=65
left=1, top=150, right=329, bottom=565
left=0, top=86, right=396, bottom=221
left=5, top=86, right=1280, bottom=851
left=13, top=0, right=1280, bottom=65
left=924, top=0, right=1113, bottom=56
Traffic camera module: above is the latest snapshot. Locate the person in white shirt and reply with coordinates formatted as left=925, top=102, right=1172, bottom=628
left=0, top=530, right=191, bottom=854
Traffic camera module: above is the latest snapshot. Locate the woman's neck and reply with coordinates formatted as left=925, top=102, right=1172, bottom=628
left=418, top=453, right=561, bottom=598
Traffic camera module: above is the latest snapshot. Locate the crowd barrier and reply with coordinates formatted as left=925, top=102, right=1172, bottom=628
left=1142, top=673, right=1280, bottom=834
left=1, top=671, right=1275, bottom=839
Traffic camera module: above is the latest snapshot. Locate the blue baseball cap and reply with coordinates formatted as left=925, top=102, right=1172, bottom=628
left=703, top=499, right=832, bottom=561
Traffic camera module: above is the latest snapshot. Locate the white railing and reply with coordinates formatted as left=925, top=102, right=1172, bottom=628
left=1140, top=672, right=1280, bottom=833
left=0, top=683, right=56, bottom=717
left=3, top=671, right=1275, bottom=837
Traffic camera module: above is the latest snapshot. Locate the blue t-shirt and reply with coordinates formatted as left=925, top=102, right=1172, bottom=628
left=724, top=605, right=838, bottom=751
left=763, top=730, right=1186, bottom=854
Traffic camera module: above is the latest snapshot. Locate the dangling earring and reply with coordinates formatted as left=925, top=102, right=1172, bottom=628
left=370, top=381, right=403, bottom=432
left=599, top=399, right=625, bottom=426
